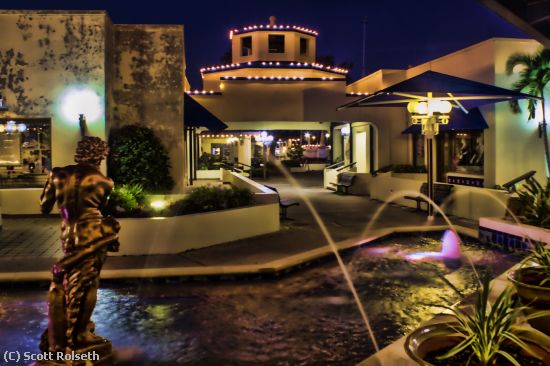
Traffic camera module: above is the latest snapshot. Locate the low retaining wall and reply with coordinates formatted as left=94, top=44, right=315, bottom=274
left=479, top=217, right=550, bottom=251
left=0, top=188, right=59, bottom=215
left=196, top=169, right=222, bottom=180
left=115, top=203, right=280, bottom=255
left=365, top=173, right=508, bottom=220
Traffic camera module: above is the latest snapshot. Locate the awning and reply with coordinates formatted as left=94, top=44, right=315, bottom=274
left=338, top=70, right=538, bottom=111
left=184, top=93, right=227, bottom=131
left=402, top=108, right=489, bottom=134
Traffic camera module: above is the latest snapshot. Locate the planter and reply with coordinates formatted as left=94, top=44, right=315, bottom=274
left=114, top=203, right=279, bottom=255
left=508, top=267, right=550, bottom=334
left=405, top=322, right=550, bottom=366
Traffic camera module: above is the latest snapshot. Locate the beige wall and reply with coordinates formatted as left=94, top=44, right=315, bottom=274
left=0, top=11, right=109, bottom=171
left=348, top=38, right=548, bottom=187
left=112, top=24, right=186, bottom=192
left=201, top=67, right=344, bottom=91
left=194, top=75, right=410, bottom=169
left=232, top=31, right=316, bottom=64
left=493, top=39, right=549, bottom=184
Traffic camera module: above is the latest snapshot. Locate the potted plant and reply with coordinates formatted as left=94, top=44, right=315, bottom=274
left=508, top=242, right=550, bottom=334
left=406, top=275, right=550, bottom=365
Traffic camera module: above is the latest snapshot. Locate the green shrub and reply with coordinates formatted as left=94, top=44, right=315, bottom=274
left=517, top=178, right=550, bottom=228
left=104, top=183, right=146, bottom=216
left=169, top=185, right=254, bottom=216
left=108, top=124, right=174, bottom=192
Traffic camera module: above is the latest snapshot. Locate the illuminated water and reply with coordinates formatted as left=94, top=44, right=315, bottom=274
left=0, top=233, right=520, bottom=365
left=405, top=229, right=462, bottom=262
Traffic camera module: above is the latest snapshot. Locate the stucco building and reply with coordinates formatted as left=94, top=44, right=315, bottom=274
left=0, top=10, right=186, bottom=213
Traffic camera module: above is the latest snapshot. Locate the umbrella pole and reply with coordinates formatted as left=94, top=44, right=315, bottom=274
left=427, top=136, right=434, bottom=220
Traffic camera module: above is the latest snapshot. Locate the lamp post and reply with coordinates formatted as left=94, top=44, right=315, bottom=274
left=407, top=93, right=452, bottom=219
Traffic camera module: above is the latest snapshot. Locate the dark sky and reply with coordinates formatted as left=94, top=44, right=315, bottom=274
left=3, top=0, right=527, bottom=88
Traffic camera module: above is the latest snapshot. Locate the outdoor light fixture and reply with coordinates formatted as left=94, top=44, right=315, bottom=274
left=304, top=132, right=310, bottom=138
left=341, top=124, right=351, bottom=136
left=150, top=200, right=167, bottom=210
left=5, top=120, right=16, bottom=133
left=325, top=133, right=330, bottom=138
left=60, top=86, right=102, bottom=123
left=406, top=94, right=454, bottom=219
left=407, top=98, right=452, bottom=135
left=17, top=123, right=27, bottom=133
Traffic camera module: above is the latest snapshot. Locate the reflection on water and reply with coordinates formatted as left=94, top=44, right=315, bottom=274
left=0, top=233, right=520, bottom=365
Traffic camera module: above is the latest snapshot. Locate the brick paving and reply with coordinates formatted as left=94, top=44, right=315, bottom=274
left=0, top=217, right=60, bottom=258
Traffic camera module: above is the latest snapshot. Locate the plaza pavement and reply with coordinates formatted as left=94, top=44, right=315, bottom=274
left=0, top=172, right=477, bottom=282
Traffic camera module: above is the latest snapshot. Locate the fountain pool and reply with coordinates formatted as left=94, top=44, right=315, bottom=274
left=0, top=232, right=521, bottom=365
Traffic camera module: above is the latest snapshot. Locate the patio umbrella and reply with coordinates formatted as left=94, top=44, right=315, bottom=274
left=338, top=70, right=539, bottom=218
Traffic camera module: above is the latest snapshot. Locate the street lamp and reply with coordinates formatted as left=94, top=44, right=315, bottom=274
left=406, top=94, right=452, bottom=218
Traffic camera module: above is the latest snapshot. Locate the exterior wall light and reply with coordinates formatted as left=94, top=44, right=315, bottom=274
left=150, top=200, right=166, bottom=210
left=341, top=124, right=351, bottom=136
left=60, top=86, right=103, bottom=123
left=5, top=120, right=16, bottom=133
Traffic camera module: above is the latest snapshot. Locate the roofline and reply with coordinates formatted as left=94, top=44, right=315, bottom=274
left=0, top=9, right=108, bottom=15
left=352, top=37, right=537, bottom=85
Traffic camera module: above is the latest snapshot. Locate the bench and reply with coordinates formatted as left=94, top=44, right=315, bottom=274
left=264, top=185, right=300, bottom=220
left=335, top=173, right=355, bottom=194
left=404, top=182, right=453, bottom=211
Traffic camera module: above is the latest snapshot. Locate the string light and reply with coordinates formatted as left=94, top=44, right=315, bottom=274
left=200, top=61, right=348, bottom=75
left=231, top=24, right=318, bottom=37
left=185, top=90, right=222, bottom=95
left=220, top=76, right=345, bottom=82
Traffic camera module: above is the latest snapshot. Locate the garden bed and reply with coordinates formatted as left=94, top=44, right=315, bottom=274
left=114, top=203, right=279, bottom=255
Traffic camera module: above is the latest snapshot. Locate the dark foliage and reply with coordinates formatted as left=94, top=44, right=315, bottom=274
left=108, top=124, right=174, bottom=192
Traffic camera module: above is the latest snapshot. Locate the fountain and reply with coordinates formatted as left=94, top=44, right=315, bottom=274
left=405, top=230, right=462, bottom=267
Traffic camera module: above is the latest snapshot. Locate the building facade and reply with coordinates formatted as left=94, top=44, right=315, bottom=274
left=0, top=10, right=186, bottom=214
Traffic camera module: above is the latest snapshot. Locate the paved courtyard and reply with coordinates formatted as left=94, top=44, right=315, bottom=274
left=0, top=172, right=476, bottom=279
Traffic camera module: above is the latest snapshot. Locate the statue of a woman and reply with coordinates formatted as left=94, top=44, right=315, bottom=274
left=39, top=136, right=119, bottom=364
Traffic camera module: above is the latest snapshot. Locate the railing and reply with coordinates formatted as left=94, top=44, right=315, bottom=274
left=324, top=161, right=356, bottom=189
left=220, top=162, right=251, bottom=176
left=336, top=161, right=357, bottom=172
left=325, top=161, right=345, bottom=170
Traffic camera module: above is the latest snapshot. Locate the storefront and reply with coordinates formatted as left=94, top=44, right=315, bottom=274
left=0, top=118, right=51, bottom=188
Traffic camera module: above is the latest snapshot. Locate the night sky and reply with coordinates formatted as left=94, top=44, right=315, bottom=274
left=3, top=0, right=527, bottom=88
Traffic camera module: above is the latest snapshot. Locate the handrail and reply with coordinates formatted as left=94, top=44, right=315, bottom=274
left=336, top=161, right=357, bottom=172
left=502, top=170, right=536, bottom=192
left=235, top=161, right=252, bottom=168
left=325, top=161, right=345, bottom=170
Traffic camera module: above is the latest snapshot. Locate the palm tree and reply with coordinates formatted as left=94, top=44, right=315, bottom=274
left=506, top=48, right=550, bottom=175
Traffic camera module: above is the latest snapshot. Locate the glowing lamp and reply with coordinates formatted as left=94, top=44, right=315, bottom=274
left=304, top=132, right=310, bottom=138
left=0, top=124, right=4, bottom=133
left=341, top=124, right=351, bottom=136
left=325, top=133, right=330, bottom=138
left=6, top=120, right=16, bottom=133
left=60, top=87, right=102, bottom=122
left=17, top=123, right=27, bottom=133
left=150, top=200, right=166, bottom=210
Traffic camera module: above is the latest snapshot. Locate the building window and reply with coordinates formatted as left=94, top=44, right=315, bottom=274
left=437, top=130, right=484, bottom=182
left=0, top=118, right=52, bottom=188
left=241, top=36, right=252, bottom=56
left=268, top=34, right=285, bottom=53
left=300, top=37, right=308, bottom=55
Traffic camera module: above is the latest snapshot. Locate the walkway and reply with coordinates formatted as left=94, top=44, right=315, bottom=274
left=0, top=172, right=476, bottom=282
